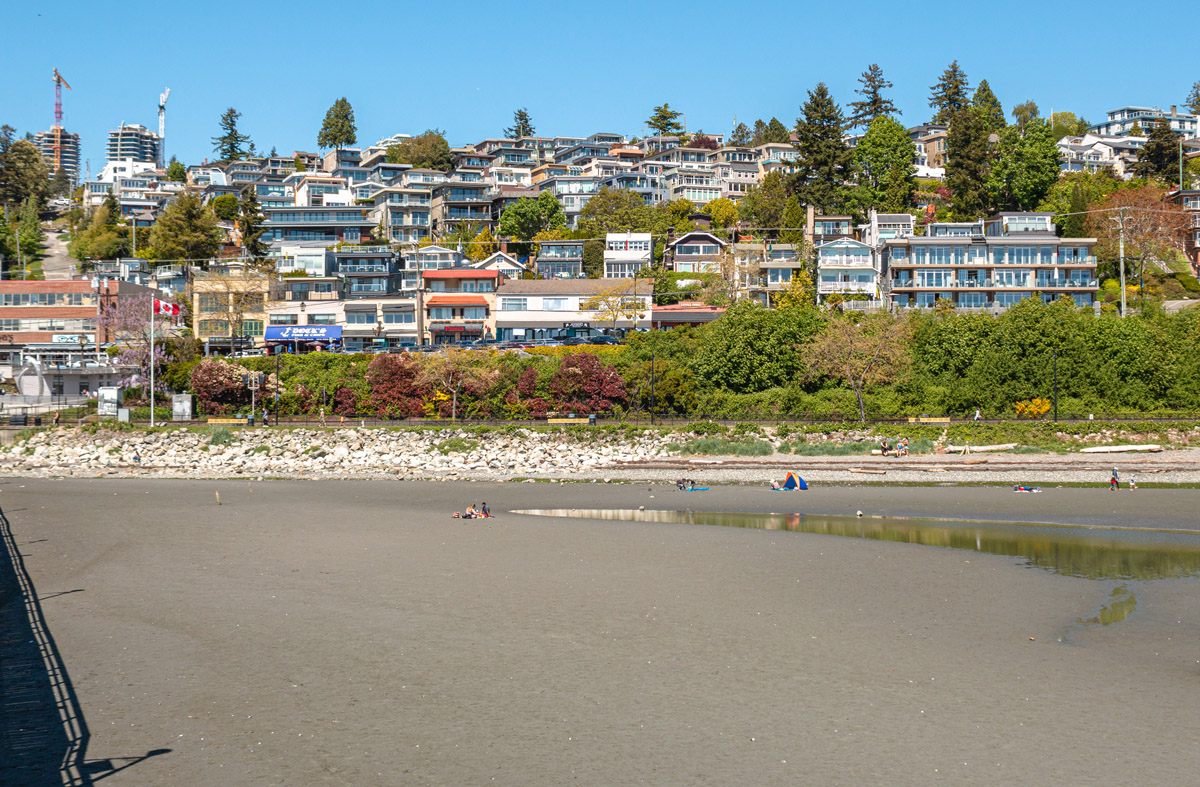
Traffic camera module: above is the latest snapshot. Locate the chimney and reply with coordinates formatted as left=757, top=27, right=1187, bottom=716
left=1171, top=105, right=1177, bottom=116
left=501, top=237, right=507, bottom=253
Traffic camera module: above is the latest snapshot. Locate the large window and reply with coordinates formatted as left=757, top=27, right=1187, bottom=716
left=462, top=307, right=487, bottom=320
left=308, top=313, right=336, bottom=325
left=383, top=312, right=414, bottom=324
left=345, top=311, right=377, bottom=325
left=543, top=298, right=568, bottom=311
left=270, top=314, right=299, bottom=325
left=429, top=307, right=454, bottom=320
left=501, top=298, right=527, bottom=311
left=0, top=292, right=93, bottom=306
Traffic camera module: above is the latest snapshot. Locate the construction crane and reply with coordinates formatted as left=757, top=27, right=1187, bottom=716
left=52, top=68, right=71, bottom=174
left=158, top=88, right=170, bottom=168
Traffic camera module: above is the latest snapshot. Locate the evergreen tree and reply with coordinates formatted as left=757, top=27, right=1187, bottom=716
left=646, top=104, right=684, bottom=136
left=780, top=196, right=807, bottom=245
left=764, top=117, right=791, bottom=144
left=848, top=64, right=900, bottom=128
left=212, top=107, right=251, bottom=162
left=880, top=163, right=915, bottom=213
left=0, top=139, right=50, bottom=207
left=986, top=120, right=1061, bottom=212
left=238, top=186, right=269, bottom=259
left=750, top=119, right=769, bottom=146
left=728, top=122, right=752, bottom=147
left=1128, top=120, right=1144, bottom=136
left=50, top=166, right=71, bottom=197
left=791, top=83, right=853, bottom=213
left=945, top=105, right=991, bottom=220
left=1186, top=81, right=1200, bottom=116
left=149, top=190, right=222, bottom=262
left=293, top=155, right=306, bottom=172
left=928, top=60, right=971, bottom=124
left=102, top=190, right=119, bottom=227
left=1061, top=180, right=1088, bottom=238
left=737, top=171, right=788, bottom=229
left=972, top=79, right=1006, bottom=132
left=1011, top=101, right=1040, bottom=133
left=503, top=108, right=535, bottom=139
left=317, top=97, right=357, bottom=151
left=853, top=117, right=916, bottom=211
left=1136, top=119, right=1181, bottom=182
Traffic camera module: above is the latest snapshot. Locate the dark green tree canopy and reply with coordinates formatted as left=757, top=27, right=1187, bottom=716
left=504, top=108, right=535, bottom=139
left=972, top=79, right=1006, bottom=132
left=317, top=97, right=357, bottom=150
left=737, top=170, right=788, bottom=229
left=211, top=194, right=239, bottom=221
left=149, top=190, right=222, bottom=262
left=0, top=139, right=50, bottom=207
left=238, top=186, right=269, bottom=259
left=946, top=105, right=992, bottom=220
left=166, top=157, right=187, bottom=182
left=499, top=190, right=566, bottom=241
left=791, top=83, right=853, bottom=214
left=728, top=122, right=752, bottom=147
left=853, top=117, right=916, bottom=212
left=646, top=104, right=684, bottom=136
left=929, top=60, right=971, bottom=124
left=577, top=187, right=653, bottom=236
left=386, top=130, right=453, bottom=171
left=1136, top=119, right=1181, bottom=182
left=986, top=120, right=1061, bottom=212
left=1186, top=80, right=1200, bottom=116
left=212, top=107, right=251, bottom=162
left=849, top=64, right=900, bottom=128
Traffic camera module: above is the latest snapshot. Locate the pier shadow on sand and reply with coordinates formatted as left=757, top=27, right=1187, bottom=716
left=0, top=506, right=169, bottom=785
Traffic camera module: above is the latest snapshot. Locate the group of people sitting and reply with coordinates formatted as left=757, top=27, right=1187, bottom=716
left=676, top=478, right=700, bottom=491
left=880, top=437, right=910, bottom=457
left=454, top=502, right=492, bottom=519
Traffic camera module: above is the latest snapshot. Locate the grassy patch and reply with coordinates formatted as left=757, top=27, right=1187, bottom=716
left=783, top=441, right=876, bottom=456
left=667, top=437, right=773, bottom=456
left=250, top=445, right=270, bottom=455
left=434, top=438, right=480, bottom=455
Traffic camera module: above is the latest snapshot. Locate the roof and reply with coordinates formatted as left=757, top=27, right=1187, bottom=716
left=422, top=269, right=499, bottom=280
left=426, top=295, right=490, bottom=307
left=497, top=278, right=652, bottom=296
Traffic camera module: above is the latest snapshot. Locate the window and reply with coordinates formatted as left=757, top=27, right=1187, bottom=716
left=198, top=294, right=225, bottom=313
left=383, top=312, right=414, bottom=324
left=270, top=314, right=299, bottom=325
left=345, top=311, right=376, bottom=325
left=543, top=298, right=568, bottom=311
left=308, top=313, right=336, bottom=325
left=462, top=307, right=487, bottom=320
left=501, top=298, right=527, bottom=311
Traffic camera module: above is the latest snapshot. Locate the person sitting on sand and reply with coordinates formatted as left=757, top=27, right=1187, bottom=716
left=880, top=438, right=890, bottom=456
left=897, top=437, right=909, bottom=457
left=464, top=504, right=477, bottom=519
left=770, top=479, right=781, bottom=490
left=481, top=502, right=491, bottom=518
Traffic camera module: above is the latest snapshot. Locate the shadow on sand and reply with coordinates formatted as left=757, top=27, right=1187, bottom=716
left=0, top=506, right=169, bottom=784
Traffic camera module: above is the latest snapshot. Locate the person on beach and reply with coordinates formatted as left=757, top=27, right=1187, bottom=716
left=1129, top=475, right=1137, bottom=491
left=974, top=408, right=982, bottom=421
left=897, top=437, right=909, bottom=457
left=1110, top=467, right=1119, bottom=491
left=53, top=410, right=60, bottom=427
left=770, top=479, right=781, bottom=490
left=464, top=504, right=477, bottom=519
left=481, top=502, right=490, bottom=518
left=319, top=406, right=326, bottom=427
left=880, top=438, right=890, bottom=456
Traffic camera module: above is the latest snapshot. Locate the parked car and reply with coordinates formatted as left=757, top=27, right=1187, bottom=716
left=588, top=335, right=621, bottom=345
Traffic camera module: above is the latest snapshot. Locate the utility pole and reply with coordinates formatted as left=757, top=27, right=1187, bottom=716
left=1052, top=350, right=1058, bottom=422
left=1116, top=208, right=1127, bottom=317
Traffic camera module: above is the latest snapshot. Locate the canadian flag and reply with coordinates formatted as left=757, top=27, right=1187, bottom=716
left=153, top=298, right=181, bottom=316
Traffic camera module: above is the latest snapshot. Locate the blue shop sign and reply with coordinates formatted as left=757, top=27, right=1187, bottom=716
left=264, top=326, right=343, bottom=341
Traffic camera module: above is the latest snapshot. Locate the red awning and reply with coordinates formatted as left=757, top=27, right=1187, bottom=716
left=422, top=270, right=499, bottom=279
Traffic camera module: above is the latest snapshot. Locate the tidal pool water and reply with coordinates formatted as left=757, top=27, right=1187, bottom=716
left=514, top=508, right=1200, bottom=582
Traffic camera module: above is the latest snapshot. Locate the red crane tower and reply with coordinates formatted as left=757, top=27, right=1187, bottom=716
left=52, top=68, right=71, bottom=173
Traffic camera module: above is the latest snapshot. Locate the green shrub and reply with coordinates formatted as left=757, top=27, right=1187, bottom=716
left=731, top=422, right=764, bottom=437
left=686, top=420, right=727, bottom=436
left=784, top=441, right=875, bottom=456
left=667, top=438, right=772, bottom=456
left=208, top=427, right=236, bottom=446
left=434, top=438, right=479, bottom=455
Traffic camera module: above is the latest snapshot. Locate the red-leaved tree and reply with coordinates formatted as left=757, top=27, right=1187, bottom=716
left=365, top=353, right=427, bottom=417
left=549, top=353, right=626, bottom=413
left=190, top=358, right=250, bottom=414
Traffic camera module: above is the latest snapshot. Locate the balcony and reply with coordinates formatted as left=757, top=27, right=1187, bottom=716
left=339, top=263, right=394, bottom=274
left=338, top=245, right=392, bottom=254
left=818, top=281, right=876, bottom=294
left=819, top=255, right=874, bottom=268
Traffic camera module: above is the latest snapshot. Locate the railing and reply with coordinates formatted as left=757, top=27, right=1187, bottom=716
left=339, top=264, right=393, bottom=273
left=819, top=256, right=874, bottom=267
left=818, top=281, right=876, bottom=294
left=893, top=279, right=1099, bottom=289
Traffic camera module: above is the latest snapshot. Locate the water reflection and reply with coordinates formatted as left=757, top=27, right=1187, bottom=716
left=515, top=509, right=1200, bottom=581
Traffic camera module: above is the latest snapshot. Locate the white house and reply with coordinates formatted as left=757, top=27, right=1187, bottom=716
left=494, top=278, right=652, bottom=340
left=603, top=232, right=653, bottom=278
left=473, top=251, right=529, bottom=279
left=816, top=238, right=881, bottom=306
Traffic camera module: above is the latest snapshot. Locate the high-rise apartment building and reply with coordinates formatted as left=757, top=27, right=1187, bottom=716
left=105, top=123, right=161, bottom=165
left=33, top=129, right=82, bottom=187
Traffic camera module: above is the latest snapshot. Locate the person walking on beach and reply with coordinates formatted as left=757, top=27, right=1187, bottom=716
left=1110, top=467, right=1119, bottom=491
left=319, top=406, right=326, bottom=427
left=1129, top=475, right=1138, bottom=491
left=53, top=410, right=60, bottom=427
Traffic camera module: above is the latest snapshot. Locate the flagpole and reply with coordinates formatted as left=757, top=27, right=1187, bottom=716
left=150, top=299, right=155, bottom=428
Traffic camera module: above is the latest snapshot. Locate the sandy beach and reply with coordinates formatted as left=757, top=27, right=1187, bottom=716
left=4, top=478, right=1200, bottom=785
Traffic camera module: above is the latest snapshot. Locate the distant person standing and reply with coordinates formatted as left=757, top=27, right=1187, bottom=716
left=53, top=410, right=60, bottom=427
left=1110, top=467, right=1119, bottom=491
left=1129, top=475, right=1138, bottom=491
left=319, top=406, right=326, bottom=427
left=974, top=408, right=982, bottom=421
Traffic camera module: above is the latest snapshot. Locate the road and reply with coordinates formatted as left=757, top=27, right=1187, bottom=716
left=40, top=225, right=76, bottom=280
left=1162, top=298, right=1199, bottom=314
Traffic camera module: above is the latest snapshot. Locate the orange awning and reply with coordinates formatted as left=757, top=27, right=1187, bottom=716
left=426, top=295, right=489, bottom=307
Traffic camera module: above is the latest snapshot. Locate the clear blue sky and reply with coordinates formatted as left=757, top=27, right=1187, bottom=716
left=2, top=0, right=1196, bottom=176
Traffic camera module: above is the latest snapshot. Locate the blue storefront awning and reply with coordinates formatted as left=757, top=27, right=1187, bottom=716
left=264, top=326, right=343, bottom=341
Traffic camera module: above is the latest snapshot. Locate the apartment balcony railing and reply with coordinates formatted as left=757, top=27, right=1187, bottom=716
left=339, top=263, right=394, bottom=273
left=284, top=291, right=340, bottom=301
left=892, top=256, right=1098, bottom=267
left=818, top=281, right=876, bottom=294
left=819, top=256, right=874, bottom=268
left=892, top=278, right=1099, bottom=290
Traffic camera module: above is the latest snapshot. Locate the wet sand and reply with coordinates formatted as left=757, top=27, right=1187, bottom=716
left=7, top=479, right=1200, bottom=785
